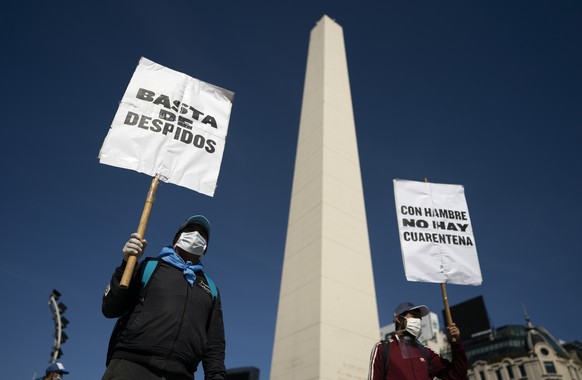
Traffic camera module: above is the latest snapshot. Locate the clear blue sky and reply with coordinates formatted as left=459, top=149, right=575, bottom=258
left=1, top=1, right=581, bottom=379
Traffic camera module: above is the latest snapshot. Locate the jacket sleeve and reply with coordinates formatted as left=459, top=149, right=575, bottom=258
left=368, top=342, right=384, bottom=380
left=430, top=341, right=468, bottom=380
left=202, top=289, right=226, bottom=380
left=101, top=260, right=141, bottom=318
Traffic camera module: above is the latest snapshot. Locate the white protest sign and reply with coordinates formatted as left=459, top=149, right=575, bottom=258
left=99, top=57, right=234, bottom=197
left=393, top=179, right=482, bottom=285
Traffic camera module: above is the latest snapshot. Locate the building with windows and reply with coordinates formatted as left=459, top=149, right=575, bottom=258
left=467, top=320, right=582, bottom=380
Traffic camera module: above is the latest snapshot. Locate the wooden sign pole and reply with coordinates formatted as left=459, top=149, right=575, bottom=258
left=120, top=174, right=160, bottom=288
left=441, top=282, right=453, bottom=326
left=441, top=282, right=457, bottom=342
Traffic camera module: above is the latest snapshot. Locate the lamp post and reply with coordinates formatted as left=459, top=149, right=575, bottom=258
left=48, top=289, right=68, bottom=363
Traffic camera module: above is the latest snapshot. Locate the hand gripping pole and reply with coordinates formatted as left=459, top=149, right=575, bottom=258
left=120, top=175, right=160, bottom=288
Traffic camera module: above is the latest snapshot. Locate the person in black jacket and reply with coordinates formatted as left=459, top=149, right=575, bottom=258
left=102, top=215, right=226, bottom=380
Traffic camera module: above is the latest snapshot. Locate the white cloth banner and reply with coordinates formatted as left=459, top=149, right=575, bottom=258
left=393, top=179, right=482, bottom=285
left=99, top=57, right=234, bottom=197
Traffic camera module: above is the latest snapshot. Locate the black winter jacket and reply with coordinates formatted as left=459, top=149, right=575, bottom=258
left=102, top=258, right=226, bottom=379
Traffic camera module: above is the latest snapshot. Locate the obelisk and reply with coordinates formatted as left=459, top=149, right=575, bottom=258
left=270, top=15, right=380, bottom=380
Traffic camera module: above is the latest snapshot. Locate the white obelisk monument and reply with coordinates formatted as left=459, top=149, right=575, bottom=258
left=270, top=15, right=380, bottom=380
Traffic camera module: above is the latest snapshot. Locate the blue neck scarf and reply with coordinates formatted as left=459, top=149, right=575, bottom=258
left=157, top=246, right=204, bottom=287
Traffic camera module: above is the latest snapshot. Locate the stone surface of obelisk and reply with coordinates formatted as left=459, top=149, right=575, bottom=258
left=270, top=15, right=380, bottom=380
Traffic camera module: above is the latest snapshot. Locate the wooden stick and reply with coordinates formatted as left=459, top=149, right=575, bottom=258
left=441, top=282, right=457, bottom=342
left=120, top=175, right=160, bottom=288
left=441, top=283, right=453, bottom=326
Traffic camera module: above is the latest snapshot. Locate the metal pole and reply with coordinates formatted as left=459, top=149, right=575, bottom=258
left=48, top=295, right=62, bottom=363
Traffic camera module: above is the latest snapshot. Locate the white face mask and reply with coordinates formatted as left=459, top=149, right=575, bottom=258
left=405, top=317, right=422, bottom=338
left=175, top=231, right=207, bottom=256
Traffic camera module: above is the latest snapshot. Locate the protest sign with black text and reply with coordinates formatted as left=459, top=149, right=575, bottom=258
left=393, top=179, right=482, bottom=285
left=99, top=57, right=234, bottom=197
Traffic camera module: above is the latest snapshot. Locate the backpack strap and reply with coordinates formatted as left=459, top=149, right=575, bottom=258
left=202, top=272, right=218, bottom=301
left=381, top=339, right=391, bottom=378
left=140, top=258, right=159, bottom=291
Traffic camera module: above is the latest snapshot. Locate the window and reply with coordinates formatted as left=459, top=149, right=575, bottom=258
left=544, top=361, right=557, bottom=374
left=518, top=364, right=526, bottom=377
left=480, top=370, right=486, bottom=380
left=496, top=369, right=503, bottom=380
left=506, top=365, right=514, bottom=379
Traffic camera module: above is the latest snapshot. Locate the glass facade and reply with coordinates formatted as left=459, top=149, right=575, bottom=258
left=465, top=325, right=528, bottom=365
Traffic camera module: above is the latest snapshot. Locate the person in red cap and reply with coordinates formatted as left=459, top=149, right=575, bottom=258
left=368, top=302, right=467, bottom=380
left=102, top=215, right=226, bottom=380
